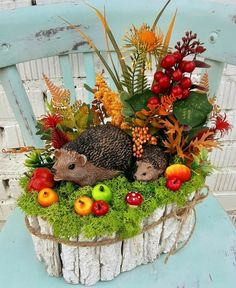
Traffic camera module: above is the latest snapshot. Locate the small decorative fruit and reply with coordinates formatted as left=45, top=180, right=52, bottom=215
left=171, top=85, right=182, bottom=98
left=154, top=71, right=164, bottom=82
left=172, top=69, right=183, bottom=81
left=28, top=167, right=54, bottom=192
left=161, top=55, right=176, bottom=68
left=180, top=77, right=192, bottom=89
left=151, top=83, right=161, bottom=94
left=92, top=200, right=109, bottom=216
left=125, top=191, right=143, bottom=208
left=74, top=196, right=93, bottom=216
left=166, top=177, right=182, bottom=192
left=181, top=89, right=190, bottom=99
left=159, top=75, right=171, bottom=89
left=165, top=164, right=191, bottom=182
left=172, top=51, right=182, bottom=62
left=38, top=188, right=59, bottom=208
left=182, top=61, right=196, bottom=73
left=147, top=96, right=159, bottom=107
left=179, top=60, right=187, bottom=71
left=92, top=184, right=112, bottom=202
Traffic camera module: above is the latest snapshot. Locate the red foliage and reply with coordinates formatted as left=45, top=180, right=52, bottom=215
left=41, top=114, right=62, bottom=130
left=212, top=113, right=232, bottom=137
left=51, top=128, right=69, bottom=149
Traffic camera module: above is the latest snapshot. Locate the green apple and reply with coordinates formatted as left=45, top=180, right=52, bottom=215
left=92, top=184, right=112, bottom=202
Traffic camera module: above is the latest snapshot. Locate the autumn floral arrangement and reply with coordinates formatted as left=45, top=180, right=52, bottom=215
left=18, top=4, right=232, bottom=241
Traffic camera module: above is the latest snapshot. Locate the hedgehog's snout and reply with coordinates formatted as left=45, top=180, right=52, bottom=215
left=51, top=167, right=57, bottom=175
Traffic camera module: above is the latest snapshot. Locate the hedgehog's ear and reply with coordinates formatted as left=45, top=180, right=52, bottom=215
left=76, top=154, right=87, bottom=167
left=147, top=165, right=152, bottom=169
left=54, top=149, right=61, bottom=159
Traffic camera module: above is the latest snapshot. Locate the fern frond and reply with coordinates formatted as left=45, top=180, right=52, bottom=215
left=43, top=74, right=70, bottom=110
left=198, top=72, right=209, bottom=93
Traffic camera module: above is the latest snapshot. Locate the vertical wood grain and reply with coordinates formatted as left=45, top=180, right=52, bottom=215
left=0, top=65, right=44, bottom=147
left=59, top=54, right=76, bottom=104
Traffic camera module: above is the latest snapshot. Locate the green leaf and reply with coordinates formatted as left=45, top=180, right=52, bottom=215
left=173, top=92, right=213, bottom=127
left=126, top=90, right=153, bottom=112
left=120, top=91, right=135, bottom=119
left=74, top=104, right=89, bottom=131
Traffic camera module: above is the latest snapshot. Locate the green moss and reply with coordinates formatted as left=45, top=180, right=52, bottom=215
left=18, top=174, right=204, bottom=240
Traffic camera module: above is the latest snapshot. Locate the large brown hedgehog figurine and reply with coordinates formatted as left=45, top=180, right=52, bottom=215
left=52, top=125, right=132, bottom=186
left=134, top=145, right=168, bottom=181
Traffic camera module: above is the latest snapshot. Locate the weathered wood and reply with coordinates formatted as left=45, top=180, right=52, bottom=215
left=78, top=235, right=100, bottom=286
left=99, top=234, right=122, bottom=281
left=37, top=217, right=62, bottom=277
left=0, top=66, right=44, bottom=147
left=61, top=238, right=80, bottom=284
left=0, top=1, right=236, bottom=68
left=26, top=203, right=197, bottom=286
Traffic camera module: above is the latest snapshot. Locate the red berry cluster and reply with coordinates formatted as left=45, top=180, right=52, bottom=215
left=152, top=52, right=194, bottom=100
left=175, top=31, right=206, bottom=57
left=151, top=31, right=206, bottom=102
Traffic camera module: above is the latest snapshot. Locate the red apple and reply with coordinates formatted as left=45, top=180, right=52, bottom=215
left=28, top=168, right=54, bottom=192
left=166, top=177, right=182, bottom=192
left=92, top=200, right=109, bottom=216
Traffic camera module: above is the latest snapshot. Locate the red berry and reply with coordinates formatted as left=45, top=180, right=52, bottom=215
left=179, top=60, right=187, bottom=71
left=180, top=77, right=192, bottom=89
left=171, top=85, right=182, bottom=98
left=182, top=61, right=196, bottom=73
left=154, top=71, right=164, bottom=82
left=181, top=89, right=190, bottom=99
left=165, top=68, right=174, bottom=77
left=159, top=75, right=171, bottom=89
left=161, top=55, right=176, bottom=69
left=147, top=96, right=159, bottom=106
left=172, top=51, right=182, bottom=62
left=151, top=84, right=161, bottom=94
left=166, top=177, right=182, bottom=191
left=172, top=69, right=183, bottom=81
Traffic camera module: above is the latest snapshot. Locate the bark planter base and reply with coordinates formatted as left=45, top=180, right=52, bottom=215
left=25, top=191, right=206, bottom=286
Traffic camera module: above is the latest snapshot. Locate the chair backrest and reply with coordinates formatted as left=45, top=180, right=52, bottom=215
left=0, top=0, right=236, bottom=147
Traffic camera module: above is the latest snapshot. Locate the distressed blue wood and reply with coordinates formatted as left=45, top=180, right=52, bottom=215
left=84, top=52, right=96, bottom=103
left=0, top=66, right=44, bottom=148
left=204, top=59, right=225, bottom=97
left=59, top=54, right=76, bottom=104
left=0, top=195, right=235, bottom=287
left=0, top=1, right=236, bottom=67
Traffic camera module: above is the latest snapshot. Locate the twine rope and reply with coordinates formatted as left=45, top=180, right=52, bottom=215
left=25, top=186, right=209, bottom=254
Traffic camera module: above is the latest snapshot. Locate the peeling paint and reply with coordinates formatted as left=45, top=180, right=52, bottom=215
left=72, top=41, right=87, bottom=50
left=231, top=15, right=236, bottom=24
left=35, top=25, right=81, bottom=40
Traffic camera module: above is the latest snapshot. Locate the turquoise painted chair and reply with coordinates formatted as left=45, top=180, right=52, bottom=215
left=0, top=0, right=236, bottom=148
left=0, top=2, right=236, bottom=287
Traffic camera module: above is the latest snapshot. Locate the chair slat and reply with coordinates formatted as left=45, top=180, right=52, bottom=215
left=84, top=52, right=95, bottom=103
left=0, top=65, right=44, bottom=148
left=204, top=59, right=225, bottom=97
left=59, top=54, right=76, bottom=104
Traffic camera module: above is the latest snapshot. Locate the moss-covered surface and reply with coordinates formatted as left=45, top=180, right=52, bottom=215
left=18, top=175, right=204, bottom=240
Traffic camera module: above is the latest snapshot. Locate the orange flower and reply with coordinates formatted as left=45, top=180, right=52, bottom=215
left=125, top=24, right=163, bottom=54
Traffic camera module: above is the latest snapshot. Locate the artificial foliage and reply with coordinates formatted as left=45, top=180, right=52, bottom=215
left=18, top=1, right=232, bottom=242
left=18, top=174, right=204, bottom=240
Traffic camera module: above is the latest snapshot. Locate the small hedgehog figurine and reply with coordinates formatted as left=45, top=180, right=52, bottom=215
left=134, top=145, right=168, bottom=181
left=52, top=125, right=132, bottom=186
